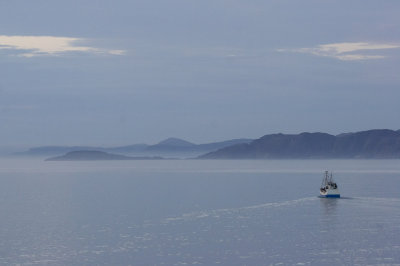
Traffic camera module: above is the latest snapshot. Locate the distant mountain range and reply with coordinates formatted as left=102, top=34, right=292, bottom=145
left=19, top=138, right=253, bottom=158
left=14, top=129, right=400, bottom=160
left=200, top=129, right=400, bottom=159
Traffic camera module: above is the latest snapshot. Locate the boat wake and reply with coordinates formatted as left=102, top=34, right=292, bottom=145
left=163, top=197, right=318, bottom=223
left=355, top=196, right=400, bottom=202
left=163, top=196, right=400, bottom=224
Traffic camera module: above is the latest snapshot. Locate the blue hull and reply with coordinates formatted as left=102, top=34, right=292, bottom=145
left=319, top=194, right=340, bottom=198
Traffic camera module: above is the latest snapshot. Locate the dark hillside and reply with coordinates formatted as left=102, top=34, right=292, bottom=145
left=200, top=129, right=400, bottom=159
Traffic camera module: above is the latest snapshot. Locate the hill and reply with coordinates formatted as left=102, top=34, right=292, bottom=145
left=199, top=129, right=400, bottom=159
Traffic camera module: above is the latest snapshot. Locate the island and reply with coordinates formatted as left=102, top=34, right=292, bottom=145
left=45, top=151, right=163, bottom=161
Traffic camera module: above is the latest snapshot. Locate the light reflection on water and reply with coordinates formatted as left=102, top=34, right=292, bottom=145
left=0, top=159, right=399, bottom=265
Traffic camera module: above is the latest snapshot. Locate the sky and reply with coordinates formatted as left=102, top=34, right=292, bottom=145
left=0, top=0, right=399, bottom=148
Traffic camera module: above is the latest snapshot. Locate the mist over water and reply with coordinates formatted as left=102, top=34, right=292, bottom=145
left=0, top=159, right=399, bottom=265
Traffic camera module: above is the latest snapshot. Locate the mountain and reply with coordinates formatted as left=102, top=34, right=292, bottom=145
left=155, top=138, right=196, bottom=147
left=146, top=138, right=196, bottom=152
left=45, top=151, right=163, bottom=161
left=200, top=129, right=400, bottom=159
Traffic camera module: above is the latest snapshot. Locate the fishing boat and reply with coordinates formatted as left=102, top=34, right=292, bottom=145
left=319, top=171, right=340, bottom=198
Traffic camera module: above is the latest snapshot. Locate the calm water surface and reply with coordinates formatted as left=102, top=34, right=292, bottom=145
left=0, top=159, right=399, bottom=265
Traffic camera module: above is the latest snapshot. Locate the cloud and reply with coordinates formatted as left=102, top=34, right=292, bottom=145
left=0, top=35, right=125, bottom=57
left=278, top=42, right=400, bottom=61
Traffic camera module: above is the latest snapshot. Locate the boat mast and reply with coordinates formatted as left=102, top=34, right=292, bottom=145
left=322, top=171, right=329, bottom=186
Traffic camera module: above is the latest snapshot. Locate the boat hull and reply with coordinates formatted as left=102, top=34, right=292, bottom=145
left=319, top=194, right=340, bottom=198
left=320, top=189, right=340, bottom=198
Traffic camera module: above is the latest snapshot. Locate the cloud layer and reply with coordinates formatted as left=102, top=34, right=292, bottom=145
left=0, top=35, right=125, bottom=57
left=279, top=42, right=400, bottom=61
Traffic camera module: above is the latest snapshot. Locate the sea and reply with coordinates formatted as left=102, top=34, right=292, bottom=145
left=0, top=159, right=399, bottom=265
